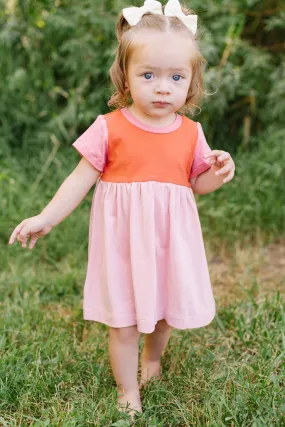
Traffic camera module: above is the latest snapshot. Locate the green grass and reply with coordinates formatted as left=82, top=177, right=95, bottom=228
left=1, top=260, right=284, bottom=426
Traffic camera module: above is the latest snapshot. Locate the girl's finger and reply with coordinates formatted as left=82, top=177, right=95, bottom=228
left=218, top=153, right=230, bottom=162
left=9, top=222, right=25, bottom=244
left=204, top=150, right=223, bottom=158
left=23, top=232, right=36, bottom=248
left=17, top=226, right=31, bottom=247
left=29, top=235, right=39, bottom=250
left=17, top=233, right=26, bottom=244
left=20, top=235, right=28, bottom=248
left=204, top=154, right=217, bottom=160
left=223, top=171, right=235, bottom=183
left=215, top=164, right=232, bottom=176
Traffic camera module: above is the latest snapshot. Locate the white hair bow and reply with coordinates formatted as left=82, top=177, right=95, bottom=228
left=122, top=0, right=197, bottom=35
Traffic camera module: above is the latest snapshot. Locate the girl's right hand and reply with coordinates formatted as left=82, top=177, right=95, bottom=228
left=8, top=215, right=53, bottom=250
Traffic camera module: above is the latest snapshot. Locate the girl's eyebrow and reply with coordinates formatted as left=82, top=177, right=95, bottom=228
left=137, top=65, right=189, bottom=72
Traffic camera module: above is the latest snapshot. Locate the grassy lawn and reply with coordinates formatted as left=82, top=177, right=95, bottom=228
left=1, top=239, right=284, bottom=426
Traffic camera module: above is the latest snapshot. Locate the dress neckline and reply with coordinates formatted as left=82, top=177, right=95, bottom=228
left=120, top=107, right=183, bottom=134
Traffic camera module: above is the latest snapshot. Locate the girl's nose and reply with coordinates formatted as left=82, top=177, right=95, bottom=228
left=155, top=79, right=171, bottom=94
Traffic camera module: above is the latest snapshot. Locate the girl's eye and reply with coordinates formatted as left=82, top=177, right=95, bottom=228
left=143, top=73, right=153, bottom=80
left=173, top=75, right=182, bottom=81
left=142, top=73, right=183, bottom=81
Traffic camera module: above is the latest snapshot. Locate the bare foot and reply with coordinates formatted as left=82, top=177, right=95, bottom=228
left=116, top=388, right=143, bottom=420
left=139, top=357, right=162, bottom=389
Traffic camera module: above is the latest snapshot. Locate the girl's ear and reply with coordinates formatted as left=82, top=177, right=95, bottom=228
left=125, top=82, right=129, bottom=91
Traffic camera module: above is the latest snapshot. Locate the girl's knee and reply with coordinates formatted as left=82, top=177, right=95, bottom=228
left=109, top=324, right=141, bottom=344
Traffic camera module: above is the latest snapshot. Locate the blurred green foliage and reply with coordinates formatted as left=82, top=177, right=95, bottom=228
left=1, top=0, right=284, bottom=157
left=1, top=0, right=285, bottom=247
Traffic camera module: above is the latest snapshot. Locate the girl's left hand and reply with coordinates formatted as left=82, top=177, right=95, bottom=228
left=203, top=150, right=235, bottom=184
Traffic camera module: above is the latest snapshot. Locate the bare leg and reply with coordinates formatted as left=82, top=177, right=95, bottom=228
left=139, top=319, right=172, bottom=388
left=108, top=325, right=142, bottom=419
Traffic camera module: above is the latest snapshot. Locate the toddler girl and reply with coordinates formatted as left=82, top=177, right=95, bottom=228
left=9, top=0, right=235, bottom=420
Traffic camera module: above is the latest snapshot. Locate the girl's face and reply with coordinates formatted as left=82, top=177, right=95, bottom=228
left=125, top=30, right=193, bottom=122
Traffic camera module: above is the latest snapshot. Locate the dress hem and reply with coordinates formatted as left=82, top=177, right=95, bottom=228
left=83, top=306, right=216, bottom=334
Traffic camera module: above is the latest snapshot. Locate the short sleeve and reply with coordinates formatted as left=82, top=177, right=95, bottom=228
left=189, top=122, right=212, bottom=179
left=72, top=115, right=108, bottom=172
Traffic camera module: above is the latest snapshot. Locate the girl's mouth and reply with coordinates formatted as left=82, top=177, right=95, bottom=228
left=153, top=102, right=169, bottom=107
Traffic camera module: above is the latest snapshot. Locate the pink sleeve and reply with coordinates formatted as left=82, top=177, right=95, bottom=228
left=189, top=122, right=212, bottom=179
left=72, top=115, right=108, bottom=172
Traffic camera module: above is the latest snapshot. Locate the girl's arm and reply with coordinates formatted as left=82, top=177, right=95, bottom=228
left=190, top=164, right=224, bottom=195
left=41, top=157, right=101, bottom=227
left=189, top=123, right=235, bottom=195
left=190, top=149, right=235, bottom=195
left=9, top=157, right=101, bottom=249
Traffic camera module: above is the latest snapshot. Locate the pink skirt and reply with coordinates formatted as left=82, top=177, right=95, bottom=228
left=83, top=179, right=216, bottom=333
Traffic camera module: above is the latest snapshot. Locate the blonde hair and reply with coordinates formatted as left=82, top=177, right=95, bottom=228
left=107, top=3, right=206, bottom=116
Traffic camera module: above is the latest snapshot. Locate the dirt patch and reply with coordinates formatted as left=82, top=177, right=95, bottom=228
left=206, top=240, right=285, bottom=306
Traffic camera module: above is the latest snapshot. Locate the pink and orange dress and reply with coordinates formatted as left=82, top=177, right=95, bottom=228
left=72, top=107, right=216, bottom=333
